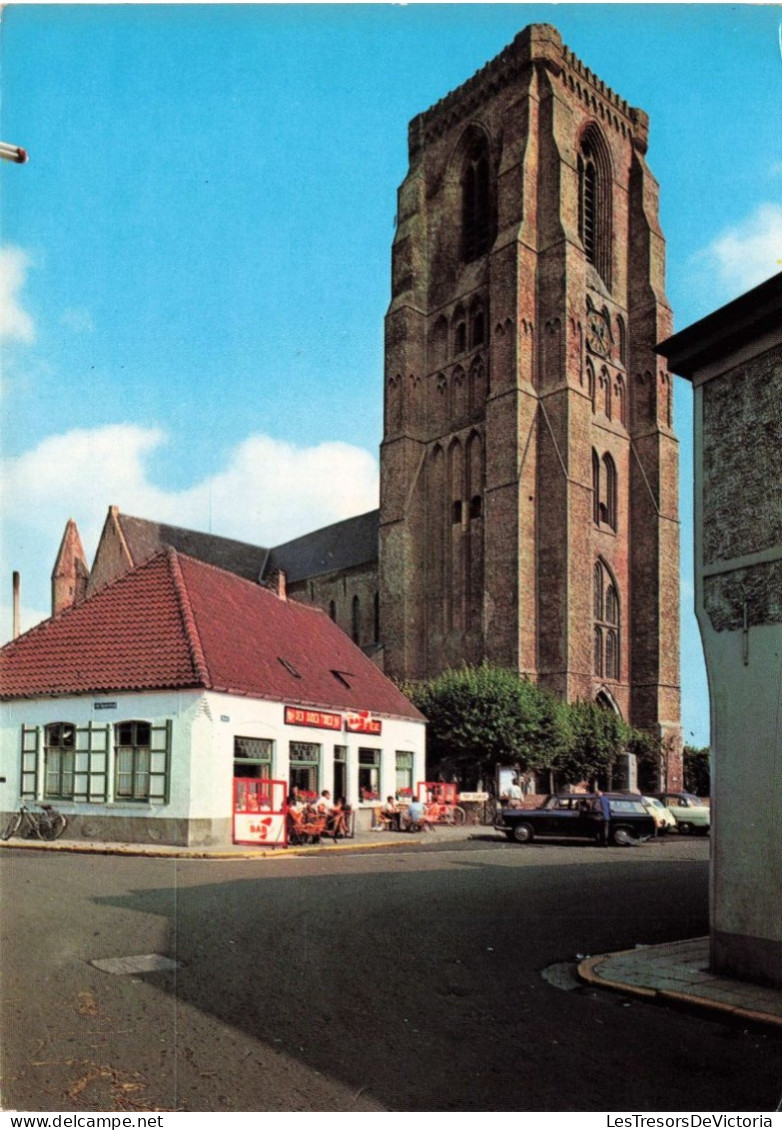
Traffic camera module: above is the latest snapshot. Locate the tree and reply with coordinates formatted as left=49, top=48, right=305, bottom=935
left=683, top=745, right=710, bottom=796
left=400, top=663, right=561, bottom=790
left=554, top=699, right=632, bottom=787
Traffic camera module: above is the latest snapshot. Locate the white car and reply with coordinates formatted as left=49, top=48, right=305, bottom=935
left=653, top=792, right=711, bottom=835
left=641, top=796, right=677, bottom=834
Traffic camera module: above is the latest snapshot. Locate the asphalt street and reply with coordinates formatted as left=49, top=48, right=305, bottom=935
left=2, top=833, right=781, bottom=1112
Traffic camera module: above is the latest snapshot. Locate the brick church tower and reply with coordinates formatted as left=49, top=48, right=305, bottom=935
left=379, top=24, right=681, bottom=761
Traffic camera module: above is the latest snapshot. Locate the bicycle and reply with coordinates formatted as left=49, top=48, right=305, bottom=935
left=428, top=802, right=466, bottom=826
left=1, top=803, right=68, bottom=841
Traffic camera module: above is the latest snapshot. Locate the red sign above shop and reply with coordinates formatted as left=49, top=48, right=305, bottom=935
left=284, top=706, right=343, bottom=731
left=345, top=711, right=383, bottom=736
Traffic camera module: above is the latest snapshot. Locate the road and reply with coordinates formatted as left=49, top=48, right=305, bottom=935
left=2, top=834, right=780, bottom=1112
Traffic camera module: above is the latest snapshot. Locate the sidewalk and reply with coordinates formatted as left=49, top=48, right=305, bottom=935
left=0, top=820, right=477, bottom=859
left=579, top=937, right=782, bottom=1030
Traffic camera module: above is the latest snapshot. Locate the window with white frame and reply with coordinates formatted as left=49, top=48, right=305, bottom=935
left=359, top=747, right=381, bottom=802
left=395, top=751, right=414, bottom=799
left=115, top=720, right=170, bottom=803
left=43, top=722, right=76, bottom=799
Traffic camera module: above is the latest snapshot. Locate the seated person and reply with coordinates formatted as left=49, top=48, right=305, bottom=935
left=312, top=789, right=334, bottom=814
left=404, top=796, right=429, bottom=831
left=333, top=798, right=352, bottom=837
left=376, top=796, right=400, bottom=831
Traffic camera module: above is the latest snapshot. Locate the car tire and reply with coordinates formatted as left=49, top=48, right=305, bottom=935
left=677, top=821, right=693, bottom=836
left=611, top=825, right=639, bottom=847
left=511, top=822, right=534, bottom=844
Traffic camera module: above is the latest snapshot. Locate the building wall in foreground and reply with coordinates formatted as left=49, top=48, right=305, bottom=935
left=693, top=337, right=782, bottom=987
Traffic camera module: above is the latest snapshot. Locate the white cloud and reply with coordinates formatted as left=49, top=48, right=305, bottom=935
left=0, top=424, right=380, bottom=638
left=0, top=246, right=35, bottom=342
left=698, top=203, right=782, bottom=296
left=60, top=307, right=95, bottom=333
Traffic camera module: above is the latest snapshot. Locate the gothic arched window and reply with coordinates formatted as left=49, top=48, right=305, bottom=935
left=470, top=301, right=486, bottom=349
left=453, top=306, right=467, bottom=355
left=602, top=453, right=617, bottom=531
left=578, top=126, right=612, bottom=286
left=615, top=375, right=627, bottom=427
left=586, top=360, right=596, bottom=410
left=351, top=595, right=360, bottom=645
left=594, top=559, right=620, bottom=680
left=601, top=367, right=612, bottom=419
left=462, top=133, right=491, bottom=262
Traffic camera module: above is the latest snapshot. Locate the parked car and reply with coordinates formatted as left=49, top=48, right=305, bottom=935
left=651, top=792, right=710, bottom=835
left=641, top=795, right=677, bottom=834
left=495, top=793, right=656, bottom=846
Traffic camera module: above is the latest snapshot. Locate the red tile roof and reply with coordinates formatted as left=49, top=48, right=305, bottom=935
left=0, top=550, right=423, bottom=722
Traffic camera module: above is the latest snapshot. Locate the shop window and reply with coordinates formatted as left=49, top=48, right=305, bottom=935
left=289, top=741, right=320, bottom=799
left=115, top=720, right=170, bottom=803
left=395, top=751, right=414, bottom=799
left=333, top=745, right=348, bottom=802
left=234, top=736, right=273, bottom=780
left=358, top=748, right=381, bottom=802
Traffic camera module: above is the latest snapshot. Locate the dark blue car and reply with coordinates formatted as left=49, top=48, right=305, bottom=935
left=495, top=793, right=657, bottom=846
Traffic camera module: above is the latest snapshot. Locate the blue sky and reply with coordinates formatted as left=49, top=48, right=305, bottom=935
left=2, top=4, right=781, bottom=747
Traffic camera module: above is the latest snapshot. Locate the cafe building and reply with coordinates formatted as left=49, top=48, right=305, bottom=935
left=0, top=549, right=426, bottom=846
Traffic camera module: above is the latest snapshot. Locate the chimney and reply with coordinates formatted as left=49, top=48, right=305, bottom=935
left=12, top=571, right=20, bottom=639
left=269, top=569, right=287, bottom=601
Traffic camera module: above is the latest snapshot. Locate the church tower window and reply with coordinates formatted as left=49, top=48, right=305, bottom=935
left=577, top=126, right=612, bottom=286
left=462, top=132, right=491, bottom=262
left=603, top=453, right=617, bottom=531
left=470, top=302, right=485, bottom=349
left=594, top=559, right=620, bottom=680
left=351, top=595, right=360, bottom=644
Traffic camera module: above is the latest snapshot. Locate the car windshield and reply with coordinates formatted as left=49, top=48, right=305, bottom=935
left=644, top=798, right=665, bottom=811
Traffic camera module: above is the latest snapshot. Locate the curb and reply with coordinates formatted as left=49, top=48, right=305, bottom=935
left=0, top=829, right=475, bottom=861
left=578, top=946, right=782, bottom=1031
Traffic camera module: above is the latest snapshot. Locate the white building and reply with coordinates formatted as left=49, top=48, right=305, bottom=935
left=658, top=273, right=782, bottom=987
left=0, top=549, right=426, bottom=845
